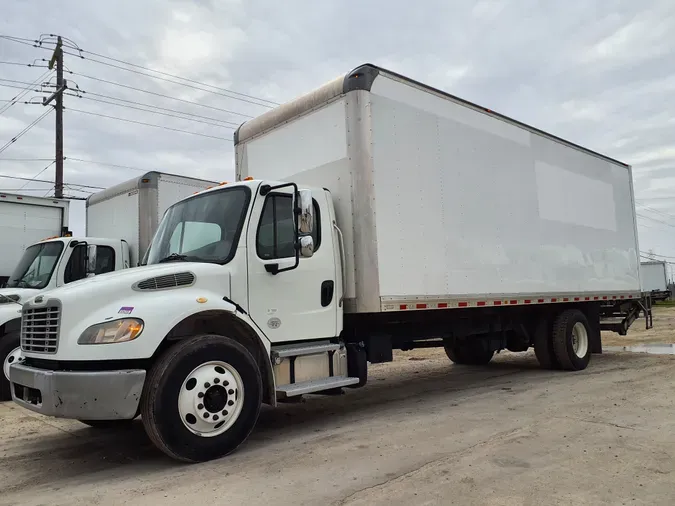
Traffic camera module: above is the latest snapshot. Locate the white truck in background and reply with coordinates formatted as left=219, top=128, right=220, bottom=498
left=640, top=260, right=670, bottom=301
left=0, top=193, right=71, bottom=287
left=0, top=171, right=216, bottom=400
left=9, top=64, right=651, bottom=462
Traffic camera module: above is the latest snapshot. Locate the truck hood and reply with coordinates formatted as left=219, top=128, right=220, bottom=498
left=22, top=262, right=230, bottom=309
left=0, top=287, right=40, bottom=304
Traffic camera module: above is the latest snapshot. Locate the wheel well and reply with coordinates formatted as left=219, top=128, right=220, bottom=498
left=160, top=310, right=275, bottom=406
left=1, top=317, right=21, bottom=336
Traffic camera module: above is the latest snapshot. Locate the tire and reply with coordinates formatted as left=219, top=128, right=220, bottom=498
left=0, top=331, right=21, bottom=401
left=79, top=419, right=136, bottom=429
left=444, top=340, right=494, bottom=365
left=141, top=334, right=262, bottom=463
left=551, top=309, right=592, bottom=371
left=533, top=318, right=560, bottom=370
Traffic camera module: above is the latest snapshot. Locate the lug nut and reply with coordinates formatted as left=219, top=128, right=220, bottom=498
left=214, top=378, right=220, bottom=384
left=204, top=382, right=210, bottom=388
left=198, top=403, right=204, bottom=410
left=228, top=400, right=234, bottom=406
left=198, top=392, right=204, bottom=398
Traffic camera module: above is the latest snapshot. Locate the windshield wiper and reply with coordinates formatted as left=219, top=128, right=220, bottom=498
left=158, top=253, right=189, bottom=263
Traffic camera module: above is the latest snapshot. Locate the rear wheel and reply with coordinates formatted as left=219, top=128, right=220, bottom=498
left=141, top=334, right=262, bottom=462
left=1, top=332, right=22, bottom=401
left=551, top=309, right=591, bottom=371
left=533, top=318, right=560, bottom=370
left=444, top=339, right=494, bottom=365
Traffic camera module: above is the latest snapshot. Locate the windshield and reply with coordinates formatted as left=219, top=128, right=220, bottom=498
left=7, top=241, right=64, bottom=289
left=145, top=186, right=251, bottom=266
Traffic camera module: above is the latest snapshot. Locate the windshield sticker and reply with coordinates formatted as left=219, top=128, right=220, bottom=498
left=118, top=306, right=134, bottom=314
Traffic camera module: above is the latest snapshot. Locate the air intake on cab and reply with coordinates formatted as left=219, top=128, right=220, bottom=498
left=133, top=272, right=196, bottom=291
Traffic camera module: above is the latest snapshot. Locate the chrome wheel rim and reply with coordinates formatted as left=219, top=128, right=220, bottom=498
left=571, top=322, right=589, bottom=358
left=3, top=346, right=24, bottom=381
left=178, top=360, right=244, bottom=437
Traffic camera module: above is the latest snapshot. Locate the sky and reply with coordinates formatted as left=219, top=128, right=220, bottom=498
left=1, top=1, right=675, bottom=273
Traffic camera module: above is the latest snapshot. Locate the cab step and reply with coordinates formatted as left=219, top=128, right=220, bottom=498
left=276, top=376, right=360, bottom=397
left=271, top=341, right=342, bottom=360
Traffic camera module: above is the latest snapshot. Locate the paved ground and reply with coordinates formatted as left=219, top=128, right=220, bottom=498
left=1, top=307, right=674, bottom=505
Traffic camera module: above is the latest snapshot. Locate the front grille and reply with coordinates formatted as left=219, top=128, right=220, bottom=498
left=134, top=272, right=195, bottom=291
left=21, top=304, right=61, bottom=354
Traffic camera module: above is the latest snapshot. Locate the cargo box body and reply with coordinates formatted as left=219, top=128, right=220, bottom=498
left=86, top=171, right=217, bottom=267
left=640, top=261, right=668, bottom=293
left=235, top=64, right=641, bottom=314
left=0, top=193, right=70, bottom=284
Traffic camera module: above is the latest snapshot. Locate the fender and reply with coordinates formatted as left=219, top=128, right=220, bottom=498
left=162, top=306, right=277, bottom=406
left=1, top=317, right=21, bottom=336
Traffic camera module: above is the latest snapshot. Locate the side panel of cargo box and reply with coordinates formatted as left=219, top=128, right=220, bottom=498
left=366, top=72, right=641, bottom=308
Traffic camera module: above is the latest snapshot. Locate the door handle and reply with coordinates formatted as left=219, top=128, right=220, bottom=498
left=321, top=280, right=334, bottom=307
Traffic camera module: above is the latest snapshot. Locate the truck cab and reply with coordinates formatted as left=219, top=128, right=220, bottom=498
left=0, top=236, right=130, bottom=399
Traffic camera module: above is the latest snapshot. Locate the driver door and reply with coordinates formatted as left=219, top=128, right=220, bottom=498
left=246, top=188, right=338, bottom=343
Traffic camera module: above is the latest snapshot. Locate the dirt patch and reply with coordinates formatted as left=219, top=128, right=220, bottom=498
left=602, top=304, right=675, bottom=347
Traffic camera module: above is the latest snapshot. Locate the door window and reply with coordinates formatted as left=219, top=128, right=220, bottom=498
left=256, top=194, right=321, bottom=260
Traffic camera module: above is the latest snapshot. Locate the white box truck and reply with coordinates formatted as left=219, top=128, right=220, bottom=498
left=8, top=64, right=651, bottom=463
left=0, top=193, right=70, bottom=287
left=0, top=171, right=216, bottom=399
left=640, top=260, right=670, bottom=301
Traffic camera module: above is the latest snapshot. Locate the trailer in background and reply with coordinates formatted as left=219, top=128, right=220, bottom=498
left=640, top=260, right=670, bottom=301
left=86, top=171, right=219, bottom=267
left=0, top=194, right=70, bottom=287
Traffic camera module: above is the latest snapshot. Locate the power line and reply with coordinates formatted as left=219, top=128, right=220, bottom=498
left=636, top=213, right=675, bottom=229
left=66, top=107, right=233, bottom=141
left=62, top=49, right=276, bottom=109
left=72, top=89, right=241, bottom=126
left=0, top=69, right=52, bottom=116
left=0, top=108, right=53, bottom=155
left=0, top=157, right=53, bottom=161
left=56, top=43, right=279, bottom=107
left=0, top=172, right=104, bottom=190
left=68, top=93, right=238, bottom=128
left=68, top=71, right=254, bottom=119
left=18, top=160, right=56, bottom=189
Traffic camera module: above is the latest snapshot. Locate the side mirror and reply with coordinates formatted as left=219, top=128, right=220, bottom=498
left=297, top=189, right=314, bottom=235
left=85, top=244, right=97, bottom=277
left=299, top=236, right=314, bottom=258
left=296, top=189, right=314, bottom=259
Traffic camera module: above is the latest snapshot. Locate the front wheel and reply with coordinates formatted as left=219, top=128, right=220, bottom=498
left=141, top=334, right=262, bottom=462
left=1, top=332, right=22, bottom=401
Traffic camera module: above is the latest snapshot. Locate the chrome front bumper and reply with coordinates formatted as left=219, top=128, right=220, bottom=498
left=10, top=363, right=145, bottom=420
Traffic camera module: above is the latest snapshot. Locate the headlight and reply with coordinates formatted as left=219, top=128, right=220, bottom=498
left=78, top=318, right=144, bottom=345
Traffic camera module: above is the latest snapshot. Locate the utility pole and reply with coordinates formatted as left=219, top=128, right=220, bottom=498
left=43, top=36, right=66, bottom=198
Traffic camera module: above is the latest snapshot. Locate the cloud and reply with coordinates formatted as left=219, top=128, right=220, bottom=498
left=0, top=0, right=674, bottom=265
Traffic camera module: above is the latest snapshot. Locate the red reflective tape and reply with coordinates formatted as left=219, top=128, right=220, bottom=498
left=620, top=296, right=625, bottom=300
left=399, top=304, right=407, bottom=310
left=458, top=302, right=468, bottom=307
left=477, top=301, right=486, bottom=307
left=538, top=299, right=545, bottom=303
left=594, top=296, right=599, bottom=300
left=524, top=299, right=531, bottom=304
left=628, top=295, right=633, bottom=299
left=602, top=296, right=608, bottom=300
left=574, top=297, right=580, bottom=301
left=612, top=296, right=617, bottom=299
left=494, top=300, right=502, bottom=306
left=510, top=300, right=517, bottom=305
left=438, top=302, right=448, bottom=308
left=563, top=298, right=569, bottom=302
left=416, top=303, right=427, bottom=309
left=585, top=297, right=590, bottom=301
left=551, top=298, right=557, bottom=302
